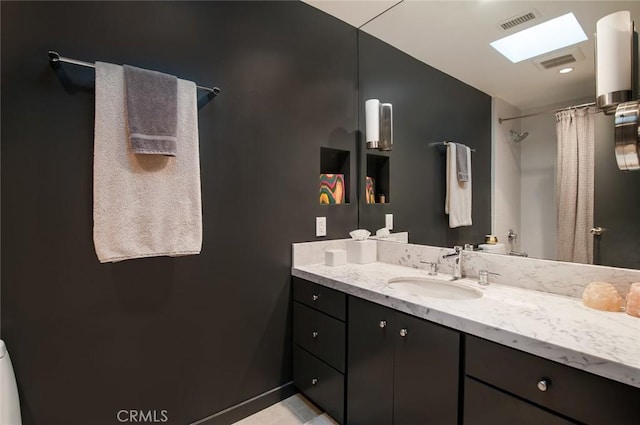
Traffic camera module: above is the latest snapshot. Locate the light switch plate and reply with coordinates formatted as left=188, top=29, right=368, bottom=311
left=316, top=216, right=327, bottom=237
left=385, top=214, right=393, bottom=230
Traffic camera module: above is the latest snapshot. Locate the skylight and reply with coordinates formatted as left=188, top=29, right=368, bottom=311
left=490, top=13, right=588, bottom=63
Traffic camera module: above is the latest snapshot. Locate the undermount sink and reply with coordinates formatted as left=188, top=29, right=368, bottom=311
left=387, top=277, right=483, bottom=300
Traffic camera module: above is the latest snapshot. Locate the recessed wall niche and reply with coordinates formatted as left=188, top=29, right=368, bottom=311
left=366, top=153, right=390, bottom=204
left=320, top=147, right=350, bottom=204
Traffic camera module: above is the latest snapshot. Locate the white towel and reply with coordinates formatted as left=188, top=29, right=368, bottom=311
left=93, top=62, right=202, bottom=263
left=445, top=142, right=472, bottom=228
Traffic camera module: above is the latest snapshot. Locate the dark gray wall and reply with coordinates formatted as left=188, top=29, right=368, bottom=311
left=358, top=33, right=492, bottom=246
left=1, top=2, right=357, bottom=424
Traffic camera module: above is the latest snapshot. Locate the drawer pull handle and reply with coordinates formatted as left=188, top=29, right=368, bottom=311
left=312, top=294, right=319, bottom=301
left=312, top=378, right=318, bottom=385
left=537, top=379, right=550, bottom=392
left=312, top=331, right=318, bottom=339
left=400, top=328, right=408, bottom=337
left=379, top=320, right=387, bottom=328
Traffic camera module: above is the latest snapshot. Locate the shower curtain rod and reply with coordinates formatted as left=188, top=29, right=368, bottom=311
left=498, top=101, right=597, bottom=123
left=48, top=51, right=221, bottom=96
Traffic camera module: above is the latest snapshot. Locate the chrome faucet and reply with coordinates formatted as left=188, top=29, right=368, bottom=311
left=442, top=246, right=463, bottom=279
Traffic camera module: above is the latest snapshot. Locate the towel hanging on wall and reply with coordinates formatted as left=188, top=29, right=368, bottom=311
left=445, top=142, right=472, bottom=228
left=455, top=143, right=470, bottom=182
left=93, top=62, right=203, bottom=262
left=123, top=65, right=178, bottom=156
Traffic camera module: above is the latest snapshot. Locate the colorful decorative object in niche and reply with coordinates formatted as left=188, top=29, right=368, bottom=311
left=365, top=176, right=375, bottom=204
left=319, top=174, right=345, bottom=204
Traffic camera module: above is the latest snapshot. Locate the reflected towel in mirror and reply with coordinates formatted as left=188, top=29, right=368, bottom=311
left=445, top=142, right=472, bottom=227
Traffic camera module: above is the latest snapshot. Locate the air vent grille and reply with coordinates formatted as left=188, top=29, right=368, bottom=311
left=540, top=54, right=577, bottom=69
left=500, top=12, right=537, bottom=30
left=532, top=47, right=584, bottom=71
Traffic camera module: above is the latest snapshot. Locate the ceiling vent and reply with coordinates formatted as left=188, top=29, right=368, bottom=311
left=499, top=10, right=540, bottom=31
left=532, top=47, right=585, bottom=71
left=540, top=54, right=577, bottom=69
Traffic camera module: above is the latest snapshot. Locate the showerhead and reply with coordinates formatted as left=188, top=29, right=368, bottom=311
left=510, top=130, right=529, bottom=143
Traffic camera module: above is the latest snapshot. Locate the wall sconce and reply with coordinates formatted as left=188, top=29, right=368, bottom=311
left=365, top=99, right=393, bottom=151
left=596, top=10, right=635, bottom=114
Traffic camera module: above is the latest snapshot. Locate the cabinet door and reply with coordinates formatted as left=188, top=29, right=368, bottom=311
left=394, top=312, right=460, bottom=425
left=347, top=297, right=395, bottom=425
left=464, top=377, right=577, bottom=425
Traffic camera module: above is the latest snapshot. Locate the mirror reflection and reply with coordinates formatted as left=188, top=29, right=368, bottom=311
left=346, top=1, right=640, bottom=269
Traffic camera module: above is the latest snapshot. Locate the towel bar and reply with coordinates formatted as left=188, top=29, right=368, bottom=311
left=430, top=141, right=476, bottom=152
left=48, top=51, right=221, bottom=96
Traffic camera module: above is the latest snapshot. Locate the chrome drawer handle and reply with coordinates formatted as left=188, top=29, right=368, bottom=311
left=312, top=294, right=319, bottom=301
left=537, top=379, right=550, bottom=392
left=379, top=320, right=387, bottom=328
left=312, top=378, right=318, bottom=385
left=400, top=328, right=408, bottom=337
left=312, top=331, right=318, bottom=339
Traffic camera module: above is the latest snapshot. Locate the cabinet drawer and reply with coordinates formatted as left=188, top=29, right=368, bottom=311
left=293, top=277, right=346, bottom=321
left=293, top=302, right=345, bottom=372
left=293, top=345, right=344, bottom=424
left=464, top=377, right=576, bottom=425
left=466, top=335, right=640, bottom=425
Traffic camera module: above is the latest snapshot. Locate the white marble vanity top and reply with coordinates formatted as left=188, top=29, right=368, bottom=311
left=292, top=261, right=640, bottom=389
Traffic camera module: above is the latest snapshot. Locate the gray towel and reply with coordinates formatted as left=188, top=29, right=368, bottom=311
left=123, top=65, right=178, bottom=156
left=455, top=143, right=469, bottom=182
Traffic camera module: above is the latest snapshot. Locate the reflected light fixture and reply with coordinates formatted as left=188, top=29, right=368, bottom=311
left=596, top=10, right=634, bottom=114
left=490, top=13, right=588, bottom=63
left=365, top=99, right=393, bottom=151
left=559, top=67, right=574, bottom=74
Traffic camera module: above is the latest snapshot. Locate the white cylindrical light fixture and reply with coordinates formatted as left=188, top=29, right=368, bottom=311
left=365, top=99, right=380, bottom=149
left=596, top=10, right=634, bottom=113
left=379, top=103, right=393, bottom=151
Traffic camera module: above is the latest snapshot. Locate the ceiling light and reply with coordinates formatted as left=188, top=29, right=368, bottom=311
left=559, top=67, right=574, bottom=74
left=490, top=13, right=588, bottom=63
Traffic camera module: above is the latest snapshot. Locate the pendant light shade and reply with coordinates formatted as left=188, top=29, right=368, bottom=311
left=596, top=11, right=634, bottom=114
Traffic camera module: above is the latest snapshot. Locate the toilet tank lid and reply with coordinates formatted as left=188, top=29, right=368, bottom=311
left=0, top=340, right=6, bottom=359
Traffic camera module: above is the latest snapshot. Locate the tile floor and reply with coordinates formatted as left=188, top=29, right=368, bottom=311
left=232, top=394, right=338, bottom=425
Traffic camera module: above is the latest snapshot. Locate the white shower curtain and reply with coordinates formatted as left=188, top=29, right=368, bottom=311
left=555, top=107, right=597, bottom=264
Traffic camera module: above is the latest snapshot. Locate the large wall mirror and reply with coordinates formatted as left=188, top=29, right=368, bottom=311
left=310, top=1, right=640, bottom=269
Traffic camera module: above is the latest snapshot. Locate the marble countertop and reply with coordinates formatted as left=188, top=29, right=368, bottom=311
left=292, top=261, right=640, bottom=388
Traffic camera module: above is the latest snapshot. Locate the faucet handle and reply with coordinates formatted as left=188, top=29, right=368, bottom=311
left=420, top=261, right=439, bottom=275
left=453, top=245, right=463, bottom=253
left=478, top=269, right=500, bottom=285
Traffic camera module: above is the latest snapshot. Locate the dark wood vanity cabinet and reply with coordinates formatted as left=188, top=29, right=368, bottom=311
left=464, top=335, right=640, bottom=425
left=347, top=296, right=460, bottom=425
left=292, top=277, right=640, bottom=425
left=292, top=278, right=346, bottom=424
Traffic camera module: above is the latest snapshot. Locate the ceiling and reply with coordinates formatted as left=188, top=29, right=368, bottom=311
left=303, top=1, right=640, bottom=111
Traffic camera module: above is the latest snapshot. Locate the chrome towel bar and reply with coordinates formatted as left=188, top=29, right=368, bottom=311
left=48, top=51, right=221, bottom=96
